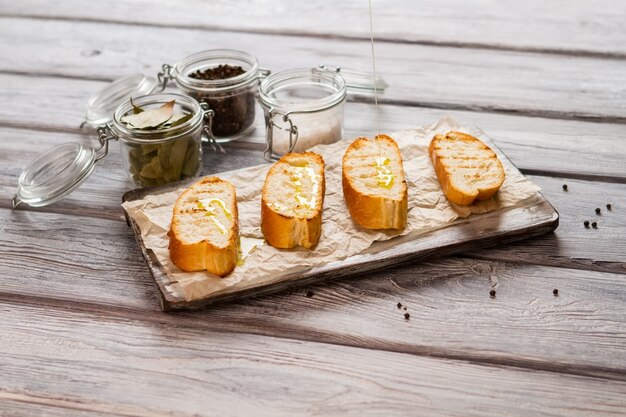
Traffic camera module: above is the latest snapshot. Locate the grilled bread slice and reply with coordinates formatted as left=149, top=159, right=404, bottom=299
left=169, top=177, right=239, bottom=276
left=261, top=152, right=325, bottom=249
left=342, top=135, right=408, bottom=230
left=429, top=131, right=505, bottom=206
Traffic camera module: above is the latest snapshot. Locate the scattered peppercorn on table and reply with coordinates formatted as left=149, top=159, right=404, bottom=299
left=1, top=2, right=625, bottom=416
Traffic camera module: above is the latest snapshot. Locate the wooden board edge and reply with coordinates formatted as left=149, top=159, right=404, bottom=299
left=126, top=194, right=558, bottom=312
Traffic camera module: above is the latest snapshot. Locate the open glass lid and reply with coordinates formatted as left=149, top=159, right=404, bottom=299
left=83, top=73, right=158, bottom=127
left=316, top=65, right=388, bottom=95
left=12, top=142, right=102, bottom=209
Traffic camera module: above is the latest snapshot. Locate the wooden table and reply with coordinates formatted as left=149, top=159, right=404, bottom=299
left=1, top=1, right=625, bottom=415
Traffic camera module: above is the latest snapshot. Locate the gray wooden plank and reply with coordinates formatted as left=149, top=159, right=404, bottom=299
left=3, top=101, right=626, bottom=267
left=1, top=126, right=625, bottom=270
left=344, top=104, right=626, bottom=184
left=2, top=80, right=626, bottom=182
left=0, top=209, right=159, bottom=308
left=1, top=209, right=625, bottom=374
left=2, top=0, right=625, bottom=57
left=1, top=4, right=623, bottom=415
left=475, top=176, right=626, bottom=272
left=1, top=303, right=625, bottom=417
left=0, top=396, right=125, bottom=417
left=1, top=19, right=626, bottom=121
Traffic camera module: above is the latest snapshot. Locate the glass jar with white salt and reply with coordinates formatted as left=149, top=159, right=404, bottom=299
left=258, top=66, right=386, bottom=160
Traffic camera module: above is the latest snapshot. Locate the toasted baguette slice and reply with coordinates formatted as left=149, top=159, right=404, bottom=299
left=342, top=135, right=408, bottom=230
left=429, top=131, right=505, bottom=206
left=261, top=152, right=325, bottom=249
left=169, top=177, right=239, bottom=276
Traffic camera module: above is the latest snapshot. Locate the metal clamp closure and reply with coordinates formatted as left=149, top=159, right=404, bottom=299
left=316, top=64, right=341, bottom=74
left=258, top=68, right=272, bottom=79
left=95, top=125, right=118, bottom=162
left=157, top=63, right=173, bottom=92
left=263, top=108, right=298, bottom=161
left=200, top=102, right=225, bottom=154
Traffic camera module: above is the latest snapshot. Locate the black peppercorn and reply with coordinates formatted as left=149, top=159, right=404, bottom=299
left=187, top=64, right=255, bottom=137
left=553, top=289, right=559, bottom=296
left=607, top=203, right=612, bottom=210
left=404, top=312, right=410, bottom=320
left=489, top=289, right=496, bottom=297
left=397, top=302, right=402, bottom=309
left=189, top=65, right=246, bottom=80
left=592, top=221, right=598, bottom=228
left=562, top=184, right=568, bottom=191
left=595, top=208, right=601, bottom=214
left=584, top=221, right=590, bottom=228
left=305, top=290, right=314, bottom=298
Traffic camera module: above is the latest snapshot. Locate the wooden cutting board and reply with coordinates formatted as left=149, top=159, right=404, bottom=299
left=123, top=144, right=559, bottom=312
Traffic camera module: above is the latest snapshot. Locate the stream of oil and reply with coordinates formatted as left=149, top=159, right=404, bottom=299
left=367, top=0, right=380, bottom=141
left=368, top=0, right=390, bottom=187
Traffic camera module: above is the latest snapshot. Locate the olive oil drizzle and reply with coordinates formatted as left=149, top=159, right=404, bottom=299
left=368, top=0, right=380, bottom=140
left=292, top=165, right=320, bottom=210
left=367, top=0, right=393, bottom=189
left=197, top=198, right=232, bottom=235
left=268, top=164, right=321, bottom=215
left=374, top=156, right=394, bottom=188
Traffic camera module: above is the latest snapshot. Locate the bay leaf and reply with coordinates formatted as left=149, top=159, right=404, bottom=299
left=139, top=155, right=164, bottom=179
left=163, top=112, right=194, bottom=128
left=121, top=100, right=175, bottom=129
left=182, top=141, right=201, bottom=177
left=130, top=97, right=144, bottom=114
left=165, top=139, right=188, bottom=182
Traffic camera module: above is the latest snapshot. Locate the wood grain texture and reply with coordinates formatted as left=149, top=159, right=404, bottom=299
left=0, top=395, right=126, bottom=417
left=2, top=2, right=626, bottom=415
left=2, top=0, right=626, bottom=57
left=2, top=84, right=626, bottom=182
left=2, top=122, right=625, bottom=273
left=1, top=209, right=625, bottom=375
left=343, top=104, right=626, bottom=183
left=1, top=18, right=626, bottom=121
left=474, top=176, right=626, bottom=272
left=1, top=303, right=625, bottom=417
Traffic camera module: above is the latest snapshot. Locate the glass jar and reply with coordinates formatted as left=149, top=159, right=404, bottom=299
left=159, top=49, right=269, bottom=142
left=258, top=66, right=386, bottom=160
left=106, top=93, right=207, bottom=187
left=12, top=92, right=214, bottom=209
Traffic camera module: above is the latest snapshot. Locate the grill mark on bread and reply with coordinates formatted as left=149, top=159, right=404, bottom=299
left=342, top=135, right=408, bottom=230
left=429, top=131, right=505, bottom=206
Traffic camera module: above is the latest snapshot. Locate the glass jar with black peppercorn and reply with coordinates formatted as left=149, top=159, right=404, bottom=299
left=159, top=49, right=270, bottom=142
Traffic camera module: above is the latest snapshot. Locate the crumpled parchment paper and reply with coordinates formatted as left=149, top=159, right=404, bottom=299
left=122, top=117, right=540, bottom=301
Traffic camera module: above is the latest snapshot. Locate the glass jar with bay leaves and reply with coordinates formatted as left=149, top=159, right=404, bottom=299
left=107, top=93, right=209, bottom=187
left=13, top=87, right=217, bottom=209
